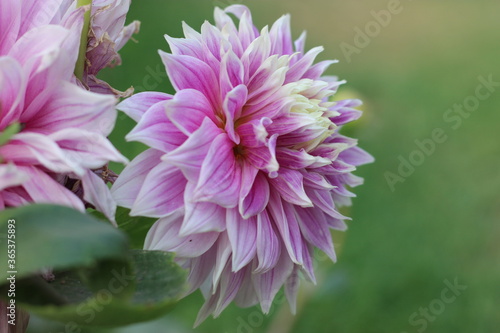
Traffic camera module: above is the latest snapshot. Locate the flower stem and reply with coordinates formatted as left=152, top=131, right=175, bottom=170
left=74, top=0, right=92, bottom=80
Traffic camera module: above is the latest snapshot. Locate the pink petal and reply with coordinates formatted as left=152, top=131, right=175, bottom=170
left=226, top=208, right=257, bottom=272
left=165, top=89, right=216, bottom=136
left=252, top=251, right=293, bottom=313
left=81, top=169, right=117, bottom=224
left=117, top=92, right=172, bottom=122
left=245, top=134, right=279, bottom=176
left=201, top=21, right=223, bottom=61
left=194, top=133, right=242, bottom=208
left=212, top=232, right=232, bottom=292
left=0, top=57, right=24, bottom=129
left=145, top=211, right=219, bottom=257
left=295, top=207, right=336, bottom=261
left=159, top=52, right=220, bottom=110
left=27, top=81, right=116, bottom=136
left=285, top=266, right=300, bottom=314
left=126, top=100, right=187, bottom=153
left=285, top=46, right=324, bottom=83
left=49, top=128, right=128, bottom=170
left=19, top=166, right=84, bottom=211
left=268, top=168, right=313, bottom=207
left=19, top=0, right=65, bottom=35
left=180, top=182, right=226, bottom=236
left=1, top=132, right=78, bottom=174
left=267, top=190, right=303, bottom=264
left=239, top=171, right=270, bottom=219
left=220, top=46, right=244, bottom=98
left=0, top=0, right=21, bottom=54
left=340, top=146, right=375, bottom=166
left=0, top=164, right=28, bottom=191
left=111, top=149, right=163, bottom=208
left=255, top=210, right=280, bottom=273
left=130, top=162, right=186, bottom=218
left=163, top=117, right=223, bottom=183
left=213, top=265, right=246, bottom=316
left=222, top=84, right=247, bottom=144
left=276, top=147, right=331, bottom=170
left=269, top=15, right=293, bottom=55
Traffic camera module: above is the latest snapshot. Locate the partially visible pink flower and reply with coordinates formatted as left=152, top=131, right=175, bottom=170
left=83, top=0, right=140, bottom=97
left=112, top=5, right=373, bottom=323
left=0, top=0, right=127, bottom=220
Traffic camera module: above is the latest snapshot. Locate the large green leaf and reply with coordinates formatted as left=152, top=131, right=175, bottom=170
left=0, top=204, right=129, bottom=280
left=15, top=250, right=186, bottom=327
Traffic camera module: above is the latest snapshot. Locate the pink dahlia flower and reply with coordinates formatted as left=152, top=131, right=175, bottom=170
left=112, top=5, right=373, bottom=323
left=0, top=0, right=127, bottom=219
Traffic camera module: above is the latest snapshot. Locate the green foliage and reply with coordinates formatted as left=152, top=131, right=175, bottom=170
left=91, top=207, right=156, bottom=249
left=0, top=204, right=128, bottom=280
left=14, top=251, right=186, bottom=327
left=0, top=205, right=186, bottom=329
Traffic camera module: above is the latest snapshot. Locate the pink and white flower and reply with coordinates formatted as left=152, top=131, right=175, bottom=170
left=112, top=5, right=373, bottom=323
left=0, top=0, right=127, bottom=220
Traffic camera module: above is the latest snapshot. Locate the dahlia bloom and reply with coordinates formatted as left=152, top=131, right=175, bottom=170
left=112, top=5, right=373, bottom=323
left=0, top=0, right=127, bottom=219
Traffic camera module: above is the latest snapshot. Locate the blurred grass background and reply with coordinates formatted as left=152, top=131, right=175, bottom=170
left=29, top=0, right=500, bottom=332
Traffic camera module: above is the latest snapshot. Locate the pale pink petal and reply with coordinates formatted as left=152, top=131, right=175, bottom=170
left=117, top=92, right=172, bottom=122
left=0, top=132, right=79, bottom=174
left=239, top=171, right=270, bottom=219
left=126, top=100, right=186, bottom=153
left=165, top=89, right=216, bottom=136
left=131, top=162, right=186, bottom=218
left=222, top=84, right=247, bottom=143
left=27, top=81, right=117, bottom=136
left=0, top=0, right=21, bottom=54
left=252, top=251, right=293, bottom=313
left=111, top=149, right=163, bottom=208
left=295, top=207, right=336, bottom=261
left=163, top=117, right=223, bottom=183
left=19, top=166, right=84, bottom=211
left=145, top=212, right=219, bottom=257
left=49, top=128, right=128, bottom=170
left=0, top=57, right=24, bottom=128
left=160, top=52, right=220, bottom=109
left=0, top=164, right=28, bottom=191
left=180, top=182, right=226, bottom=236
left=81, top=169, right=117, bottom=224
left=194, top=133, right=242, bottom=208
left=268, top=168, right=313, bottom=207
left=226, top=209, right=257, bottom=272
left=255, top=210, right=280, bottom=273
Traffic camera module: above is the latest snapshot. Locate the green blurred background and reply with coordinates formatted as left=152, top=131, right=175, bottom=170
left=29, top=0, right=500, bottom=332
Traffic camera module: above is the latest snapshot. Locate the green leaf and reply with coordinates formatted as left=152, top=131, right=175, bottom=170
left=14, top=250, right=187, bottom=327
left=0, top=204, right=129, bottom=280
left=92, top=207, right=156, bottom=249
left=0, top=122, right=21, bottom=147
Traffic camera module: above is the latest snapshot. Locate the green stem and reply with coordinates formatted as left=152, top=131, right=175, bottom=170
left=74, top=0, right=92, bottom=80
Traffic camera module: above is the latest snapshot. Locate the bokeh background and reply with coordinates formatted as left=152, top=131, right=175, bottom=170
left=29, top=0, right=500, bottom=332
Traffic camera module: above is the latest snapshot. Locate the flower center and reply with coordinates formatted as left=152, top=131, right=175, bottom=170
left=232, top=144, right=245, bottom=159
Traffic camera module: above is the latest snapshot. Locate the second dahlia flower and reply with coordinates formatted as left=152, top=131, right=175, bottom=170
left=0, top=0, right=127, bottom=219
left=112, top=5, right=373, bottom=323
